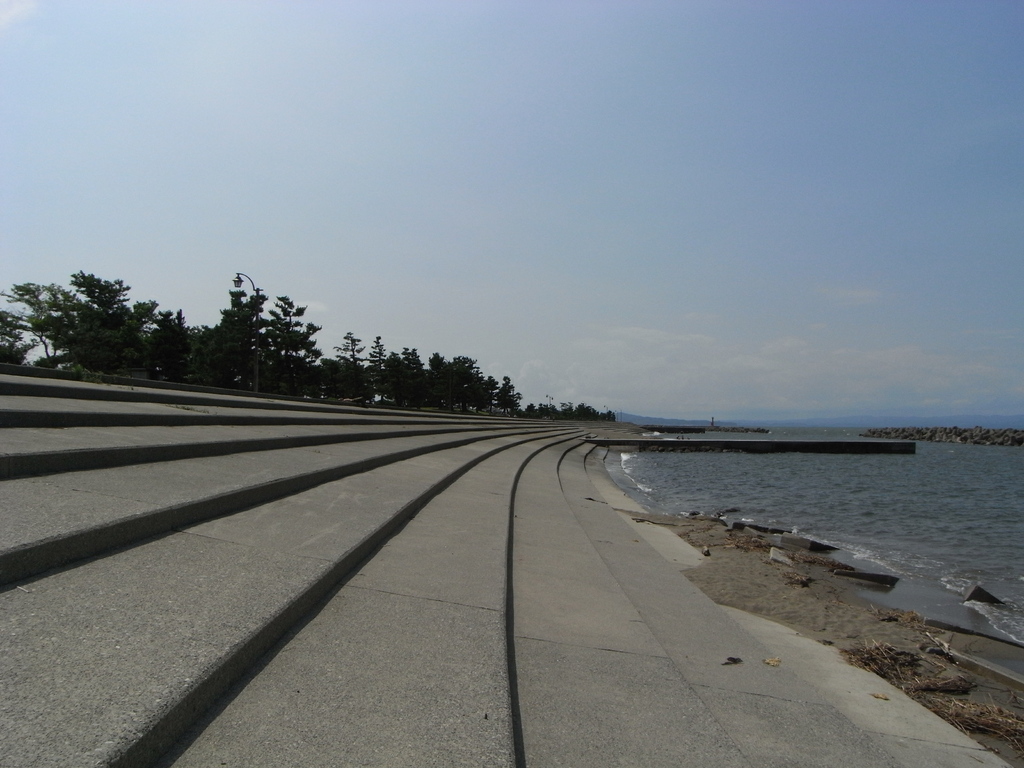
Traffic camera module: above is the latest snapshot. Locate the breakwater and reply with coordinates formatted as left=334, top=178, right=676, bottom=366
left=586, top=438, right=914, bottom=454
left=640, top=425, right=706, bottom=433
left=862, top=426, right=1024, bottom=447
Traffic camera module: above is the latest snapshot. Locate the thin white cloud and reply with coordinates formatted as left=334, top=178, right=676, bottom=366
left=0, top=0, right=35, bottom=33
left=550, top=325, right=1018, bottom=418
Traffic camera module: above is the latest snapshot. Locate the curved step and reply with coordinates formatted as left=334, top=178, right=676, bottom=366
left=0, top=404, right=514, bottom=429
left=0, top=427, right=574, bottom=585
left=159, top=434, right=574, bottom=767
left=0, top=422, right=520, bottom=480
left=0, top=431, right=572, bottom=768
left=0, top=370, right=532, bottom=423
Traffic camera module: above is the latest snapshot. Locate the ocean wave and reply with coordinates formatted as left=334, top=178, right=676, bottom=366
left=971, top=602, right=1024, bottom=646
left=614, top=431, right=1024, bottom=644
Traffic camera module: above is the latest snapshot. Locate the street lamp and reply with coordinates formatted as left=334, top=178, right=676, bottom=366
left=232, top=272, right=263, bottom=393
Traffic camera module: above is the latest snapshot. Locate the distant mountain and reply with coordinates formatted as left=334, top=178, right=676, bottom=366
left=619, top=413, right=731, bottom=427
left=619, top=412, right=1024, bottom=429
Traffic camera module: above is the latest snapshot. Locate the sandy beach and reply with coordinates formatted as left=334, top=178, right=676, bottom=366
left=590, top=439, right=1024, bottom=766
left=624, top=507, right=1024, bottom=766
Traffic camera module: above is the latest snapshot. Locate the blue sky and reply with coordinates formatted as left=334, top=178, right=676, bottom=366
left=2, top=0, right=1022, bottom=420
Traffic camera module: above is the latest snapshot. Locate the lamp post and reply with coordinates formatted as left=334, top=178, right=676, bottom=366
left=232, top=272, right=263, bottom=393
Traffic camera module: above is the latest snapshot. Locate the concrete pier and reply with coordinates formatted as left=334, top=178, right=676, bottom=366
left=586, top=437, right=917, bottom=454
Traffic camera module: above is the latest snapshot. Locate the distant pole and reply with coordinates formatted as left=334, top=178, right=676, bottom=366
left=232, top=272, right=263, bottom=393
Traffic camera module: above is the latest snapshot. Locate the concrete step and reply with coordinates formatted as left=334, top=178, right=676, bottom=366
left=0, top=422, right=519, bottom=480
left=1, top=426, right=572, bottom=585
left=159, top=434, right=576, bottom=767
left=0, top=431, right=568, bottom=768
left=511, top=442, right=750, bottom=767
left=0, top=371, right=488, bottom=421
left=556, top=446, right=903, bottom=767
left=0, top=372, right=534, bottom=428
left=0, top=399, right=511, bottom=429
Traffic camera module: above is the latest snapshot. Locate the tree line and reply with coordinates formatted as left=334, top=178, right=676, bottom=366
left=0, top=272, right=614, bottom=420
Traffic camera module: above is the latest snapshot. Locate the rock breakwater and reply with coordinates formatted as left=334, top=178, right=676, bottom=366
left=861, top=426, right=1024, bottom=447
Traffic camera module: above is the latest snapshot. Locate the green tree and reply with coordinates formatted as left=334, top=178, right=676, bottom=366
left=334, top=332, right=367, bottom=401
left=315, top=357, right=344, bottom=400
left=381, top=351, right=407, bottom=406
left=47, top=273, right=158, bottom=374
left=524, top=401, right=614, bottom=421
left=495, top=376, right=522, bottom=416
left=481, top=375, right=499, bottom=413
left=2, top=282, right=77, bottom=365
left=0, top=309, right=33, bottom=364
left=449, top=356, right=484, bottom=413
left=146, top=309, right=191, bottom=382
left=401, top=348, right=428, bottom=408
left=262, top=296, right=322, bottom=396
left=537, top=402, right=556, bottom=418
left=365, top=336, right=387, bottom=404
left=380, top=347, right=429, bottom=408
left=190, top=289, right=266, bottom=390
left=427, top=353, right=450, bottom=410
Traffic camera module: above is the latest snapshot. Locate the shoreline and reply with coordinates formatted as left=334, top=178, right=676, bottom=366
left=600, top=447, right=1024, bottom=765
left=604, top=446, right=1023, bottom=649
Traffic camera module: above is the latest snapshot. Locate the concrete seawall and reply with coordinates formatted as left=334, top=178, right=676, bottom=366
left=0, top=369, right=1000, bottom=767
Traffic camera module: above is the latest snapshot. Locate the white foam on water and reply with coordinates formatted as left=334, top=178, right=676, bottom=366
left=611, top=428, right=1024, bottom=643
left=972, top=602, right=1024, bottom=646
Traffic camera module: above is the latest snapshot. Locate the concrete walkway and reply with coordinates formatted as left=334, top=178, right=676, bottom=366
left=0, top=367, right=1009, bottom=767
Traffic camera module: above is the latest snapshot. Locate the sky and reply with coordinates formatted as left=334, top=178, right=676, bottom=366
left=2, top=0, right=1022, bottom=421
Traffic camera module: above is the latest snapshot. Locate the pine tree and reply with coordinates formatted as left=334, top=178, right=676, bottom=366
left=334, top=332, right=367, bottom=401
left=146, top=309, right=190, bottom=382
left=263, top=297, right=322, bottom=396
left=366, top=336, right=387, bottom=404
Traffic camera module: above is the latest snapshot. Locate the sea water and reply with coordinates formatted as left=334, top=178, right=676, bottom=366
left=616, top=427, right=1024, bottom=645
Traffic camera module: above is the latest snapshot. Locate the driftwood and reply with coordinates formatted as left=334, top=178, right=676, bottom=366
left=840, top=642, right=1024, bottom=759
left=841, top=641, right=921, bottom=682
left=727, top=534, right=771, bottom=552
left=903, top=676, right=974, bottom=694
left=919, top=697, right=1024, bottom=754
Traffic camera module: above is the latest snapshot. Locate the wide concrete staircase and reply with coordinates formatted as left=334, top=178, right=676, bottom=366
left=0, top=366, right=1007, bottom=767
